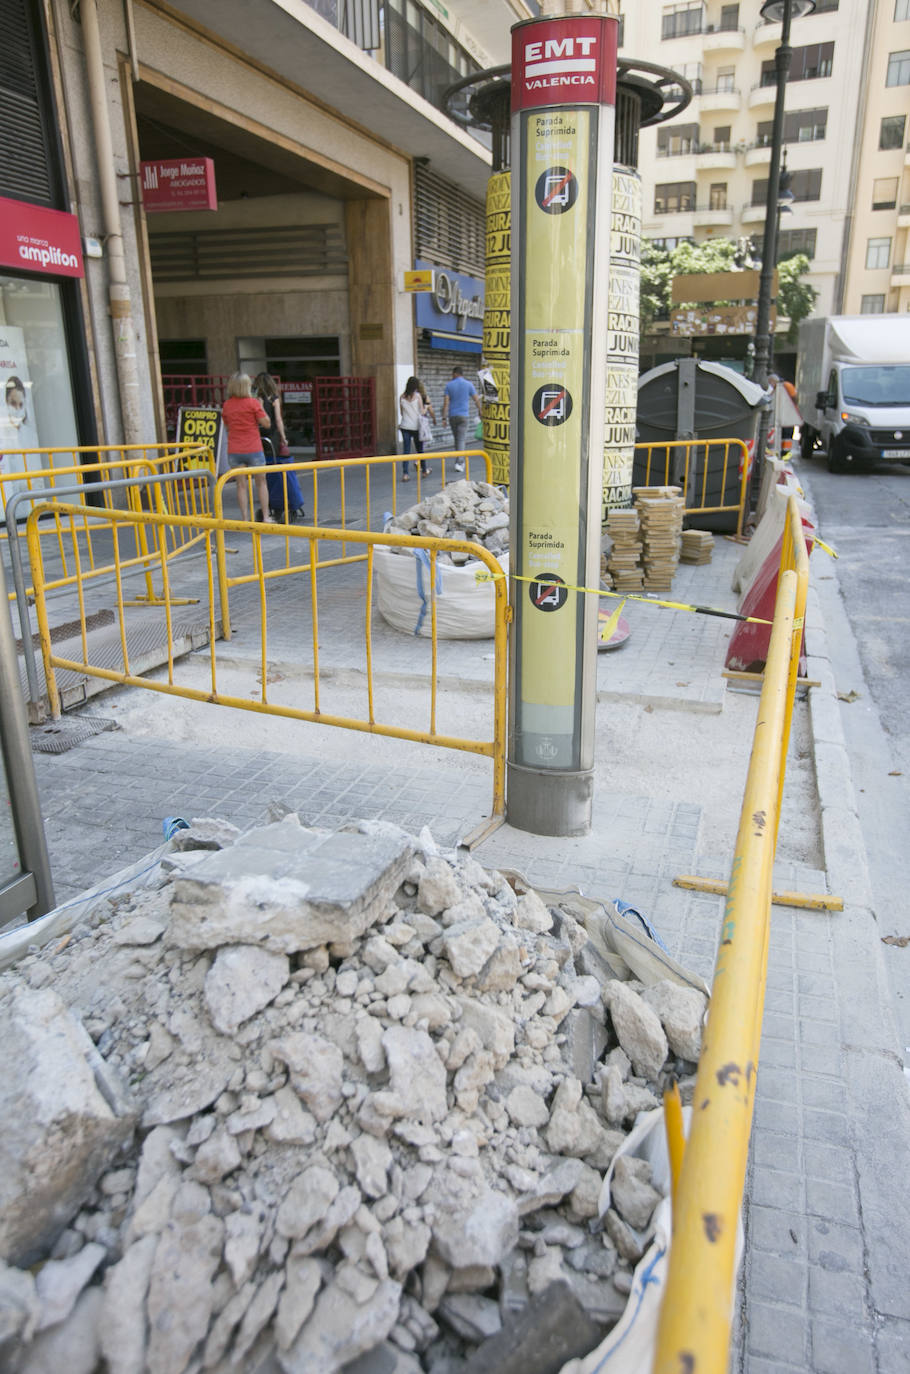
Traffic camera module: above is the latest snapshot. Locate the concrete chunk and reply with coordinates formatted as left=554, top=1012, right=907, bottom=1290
left=604, top=980, right=668, bottom=1081
left=462, top=1281, right=604, bottom=1374
left=203, top=944, right=290, bottom=1034
left=278, top=1273, right=402, bottom=1374
left=0, top=989, right=135, bottom=1267
left=168, top=820, right=414, bottom=953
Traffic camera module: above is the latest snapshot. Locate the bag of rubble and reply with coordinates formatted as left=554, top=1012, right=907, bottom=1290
left=524, top=883, right=741, bottom=1374
left=375, top=480, right=509, bottom=638
left=374, top=545, right=507, bottom=639
left=556, top=1106, right=744, bottom=1374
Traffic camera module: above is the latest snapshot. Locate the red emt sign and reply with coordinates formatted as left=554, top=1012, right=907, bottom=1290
left=512, top=17, right=617, bottom=111
left=140, top=158, right=218, bottom=213
left=0, top=197, right=84, bottom=278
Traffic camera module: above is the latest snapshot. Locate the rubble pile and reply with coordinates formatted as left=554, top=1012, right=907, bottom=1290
left=0, top=817, right=706, bottom=1374
left=385, top=481, right=509, bottom=563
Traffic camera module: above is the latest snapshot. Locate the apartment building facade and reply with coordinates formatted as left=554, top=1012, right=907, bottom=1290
left=620, top=0, right=910, bottom=341
left=841, top=0, right=910, bottom=312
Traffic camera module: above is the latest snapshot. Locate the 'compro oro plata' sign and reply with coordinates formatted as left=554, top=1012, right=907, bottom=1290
left=176, top=406, right=221, bottom=468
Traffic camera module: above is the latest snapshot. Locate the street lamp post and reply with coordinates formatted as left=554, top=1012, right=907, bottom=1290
left=752, top=0, right=815, bottom=471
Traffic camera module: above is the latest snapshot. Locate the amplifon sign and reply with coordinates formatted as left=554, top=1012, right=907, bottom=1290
left=512, top=19, right=617, bottom=109
left=0, top=197, right=84, bottom=279
left=140, top=158, right=217, bottom=213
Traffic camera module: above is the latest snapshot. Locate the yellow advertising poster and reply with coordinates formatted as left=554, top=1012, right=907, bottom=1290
left=176, top=406, right=220, bottom=468
left=517, top=108, right=591, bottom=763
left=484, top=173, right=512, bottom=485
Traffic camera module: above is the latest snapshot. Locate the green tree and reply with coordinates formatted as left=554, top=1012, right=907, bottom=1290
left=639, top=241, right=673, bottom=334
left=777, top=253, right=818, bottom=341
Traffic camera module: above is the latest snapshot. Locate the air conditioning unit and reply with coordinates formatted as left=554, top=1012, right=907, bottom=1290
left=706, top=23, right=716, bottom=31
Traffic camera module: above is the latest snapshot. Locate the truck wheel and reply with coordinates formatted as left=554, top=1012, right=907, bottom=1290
left=827, top=437, right=848, bottom=473
left=799, top=427, right=815, bottom=459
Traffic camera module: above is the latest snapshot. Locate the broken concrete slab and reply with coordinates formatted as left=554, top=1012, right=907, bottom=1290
left=0, top=988, right=135, bottom=1267
left=168, top=820, right=415, bottom=954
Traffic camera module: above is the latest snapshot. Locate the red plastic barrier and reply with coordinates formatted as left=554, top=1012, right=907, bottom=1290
left=725, top=514, right=815, bottom=673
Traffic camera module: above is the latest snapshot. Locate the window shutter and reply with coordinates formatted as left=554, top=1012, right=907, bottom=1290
left=0, top=0, right=55, bottom=204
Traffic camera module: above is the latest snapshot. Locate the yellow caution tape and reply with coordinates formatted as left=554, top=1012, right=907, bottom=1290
left=468, top=562, right=774, bottom=626
left=506, top=571, right=773, bottom=626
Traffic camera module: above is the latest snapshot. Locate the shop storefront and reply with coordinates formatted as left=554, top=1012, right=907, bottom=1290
left=0, top=199, right=84, bottom=461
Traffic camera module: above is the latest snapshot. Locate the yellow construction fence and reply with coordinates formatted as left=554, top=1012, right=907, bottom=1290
left=654, top=493, right=810, bottom=1373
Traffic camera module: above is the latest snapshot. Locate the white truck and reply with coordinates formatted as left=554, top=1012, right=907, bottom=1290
left=796, top=314, right=910, bottom=472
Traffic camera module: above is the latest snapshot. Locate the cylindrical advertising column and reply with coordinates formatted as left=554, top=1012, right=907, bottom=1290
left=603, top=167, right=641, bottom=518
left=483, top=172, right=512, bottom=487
left=507, top=14, right=618, bottom=837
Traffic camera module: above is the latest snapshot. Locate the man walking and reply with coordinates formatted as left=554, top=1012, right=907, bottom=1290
left=441, top=365, right=482, bottom=472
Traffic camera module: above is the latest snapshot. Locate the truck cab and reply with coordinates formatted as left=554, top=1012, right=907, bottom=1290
left=797, top=315, right=910, bottom=472
left=815, top=363, right=910, bottom=472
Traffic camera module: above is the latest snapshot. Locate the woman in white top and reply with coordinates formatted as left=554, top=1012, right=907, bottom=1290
left=399, top=376, right=436, bottom=480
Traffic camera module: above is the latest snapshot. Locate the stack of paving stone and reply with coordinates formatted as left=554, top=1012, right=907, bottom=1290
left=604, top=509, right=643, bottom=592
left=633, top=487, right=685, bottom=593
left=0, top=816, right=708, bottom=1374
left=680, top=529, right=714, bottom=566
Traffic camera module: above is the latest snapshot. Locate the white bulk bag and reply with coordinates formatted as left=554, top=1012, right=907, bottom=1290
left=374, top=546, right=507, bottom=639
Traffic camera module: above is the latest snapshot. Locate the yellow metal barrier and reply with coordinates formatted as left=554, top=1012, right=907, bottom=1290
left=0, top=445, right=213, bottom=602
left=26, top=500, right=507, bottom=826
left=214, top=450, right=492, bottom=636
left=653, top=494, right=810, bottom=1374
left=633, top=438, right=751, bottom=535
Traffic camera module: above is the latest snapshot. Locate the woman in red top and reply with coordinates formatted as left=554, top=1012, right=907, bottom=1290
left=221, top=372, right=274, bottom=522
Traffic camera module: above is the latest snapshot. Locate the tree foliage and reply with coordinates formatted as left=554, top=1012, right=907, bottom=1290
left=639, top=237, right=817, bottom=344
left=777, top=253, right=818, bottom=341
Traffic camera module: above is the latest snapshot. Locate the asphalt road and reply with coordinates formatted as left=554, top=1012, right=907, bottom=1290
left=799, top=451, right=910, bottom=1054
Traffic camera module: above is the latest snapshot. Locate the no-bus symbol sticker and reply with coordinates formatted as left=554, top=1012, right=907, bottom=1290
left=532, top=385, right=573, bottom=426
left=529, top=573, right=568, bottom=612
left=535, top=166, right=579, bottom=214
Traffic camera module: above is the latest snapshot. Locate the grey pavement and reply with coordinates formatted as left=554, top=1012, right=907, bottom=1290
left=13, top=464, right=910, bottom=1371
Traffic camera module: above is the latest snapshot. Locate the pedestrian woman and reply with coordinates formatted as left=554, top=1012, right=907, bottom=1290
left=253, top=372, right=288, bottom=456
left=399, top=376, right=435, bottom=480
left=221, top=372, right=273, bottom=522
left=253, top=372, right=305, bottom=522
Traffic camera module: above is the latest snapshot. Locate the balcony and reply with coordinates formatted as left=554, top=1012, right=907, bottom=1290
left=890, top=263, right=910, bottom=287
left=702, top=25, right=746, bottom=52
left=741, top=203, right=769, bottom=223
left=693, top=205, right=734, bottom=227
left=655, top=153, right=698, bottom=181
left=752, top=21, right=780, bottom=50
left=898, top=203, right=910, bottom=228
left=745, top=143, right=772, bottom=167
left=749, top=83, right=778, bottom=110
left=698, top=86, right=742, bottom=112
left=695, top=144, right=737, bottom=170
